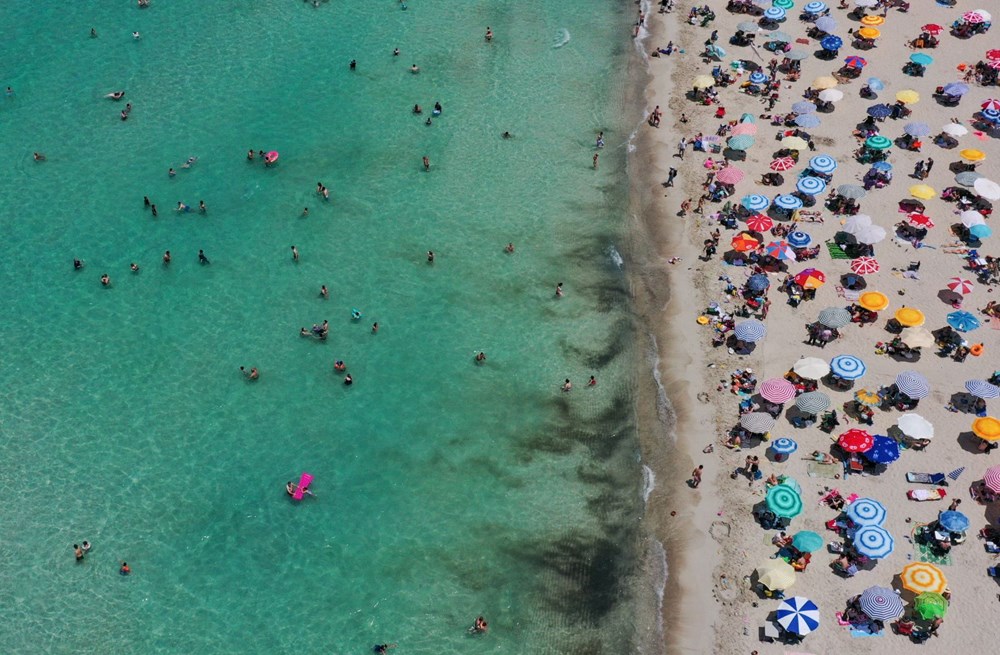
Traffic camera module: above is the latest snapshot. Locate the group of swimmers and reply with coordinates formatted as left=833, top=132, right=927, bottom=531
left=72, top=541, right=130, bottom=575
left=373, top=616, right=486, bottom=653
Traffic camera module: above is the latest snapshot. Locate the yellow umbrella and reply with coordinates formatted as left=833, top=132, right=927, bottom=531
left=858, top=291, right=889, bottom=312
left=756, top=560, right=797, bottom=591
left=909, top=184, right=936, bottom=200
left=960, top=148, right=987, bottom=163
left=812, top=76, right=838, bottom=90
left=901, top=562, right=948, bottom=594
left=894, top=307, right=925, bottom=327
left=895, top=89, right=920, bottom=104
left=781, top=136, right=809, bottom=150
left=693, top=75, right=715, bottom=89
left=860, top=15, right=885, bottom=26
left=858, top=27, right=881, bottom=39
left=854, top=389, right=882, bottom=407
left=973, top=417, right=1000, bottom=441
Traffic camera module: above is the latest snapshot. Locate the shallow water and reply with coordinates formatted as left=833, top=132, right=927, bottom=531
left=0, top=2, right=642, bottom=653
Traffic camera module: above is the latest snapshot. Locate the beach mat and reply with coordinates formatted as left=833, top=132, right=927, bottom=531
left=826, top=241, right=851, bottom=259
left=851, top=629, right=884, bottom=638
left=808, top=462, right=840, bottom=479
left=912, top=524, right=953, bottom=565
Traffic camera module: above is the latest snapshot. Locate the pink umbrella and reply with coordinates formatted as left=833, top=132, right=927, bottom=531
left=947, top=277, right=974, bottom=295
left=963, top=11, right=986, bottom=23
left=760, top=378, right=797, bottom=403
left=746, top=214, right=774, bottom=231
left=770, top=157, right=796, bottom=171
left=985, top=465, right=1000, bottom=493
left=983, top=99, right=1000, bottom=111
left=732, top=123, right=758, bottom=135
left=716, top=167, right=746, bottom=185
left=850, top=256, right=880, bottom=274
left=908, top=214, right=934, bottom=228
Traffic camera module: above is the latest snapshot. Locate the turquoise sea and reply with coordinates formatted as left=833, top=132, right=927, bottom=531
left=0, top=2, right=645, bottom=653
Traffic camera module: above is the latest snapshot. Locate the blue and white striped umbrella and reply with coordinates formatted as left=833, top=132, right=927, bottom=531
left=792, top=101, right=817, bottom=114
left=830, top=354, right=866, bottom=380
left=854, top=525, right=895, bottom=559
left=795, top=114, right=822, bottom=129
left=808, top=154, right=837, bottom=173
left=966, top=379, right=1000, bottom=399
left=774, top=194, right=803, bottom=210
left=938, top=510, right=969, bottom=533
left=895, top=371, right=930, bottom=399
left=776, top=597, right=821, bottom=635
left=749, top=71, right=769, bottom=85
left=983, top=108, right=1000, bottom=124
left=803, top=1, right=828, bottom=13
left=734, top=318, right=767, bottom=342
left=772, top=437, right=799, bottom=455
left=947, top=310, right=981, bottom=332
left=787, top=230, right=812, bottom=248
left=742, top=194, right=771, bottom=211
left=846, top=497, right=886, bottom=526
left=858, top=586, right=904, bottom=621
left=796, top=176, right=826, bottom=195
left=764, top=6, right=787, bottom=20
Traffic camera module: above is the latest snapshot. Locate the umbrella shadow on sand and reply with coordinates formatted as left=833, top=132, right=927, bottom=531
left=948, top=392, right=980, bottom=414
left=984, top=501, right=1000, bottom=528
left=936, top=289, right=965, bottom=306
left=957, top=430, right=987, bottom=455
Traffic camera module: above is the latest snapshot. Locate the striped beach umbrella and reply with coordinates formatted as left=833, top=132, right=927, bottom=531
left=774, top=194, right=803, bottom=210
left=794, top=114, right=821, bottom=129
left=966, top=379, right=1000, bottom=399
left=860, top=14, right=884, bottom=25
left=756, top=560, right=797, bottom=591
left=742, top=194, right=771, bottom=211
left=749, top=71, right=769, bottom=85
left=774, top=0, right=795, bottom=8
left=796, top=391, right=831, bottom=414
left=793, top=268, right=825, bottom=289
left=734, top=318, right=767, bottom=342
left=863, top=435, right=900, bottom=464
left=808, top=154, right=837, bottom=173
left=854, top=389, right=881, bottom=407
left=963, top=10, right=987, bottom=23
left=913, top=592, right=948, bottom=620
left=844, top=55, right=867, bottom=69
left=897, top=414, right=933, bottom=439
left=787, top=231, right=811, bottom=248
left=742, top=412, right=777, bottom=433
left=764, top=6, right=787, bottom=20
left=792, top=530, right=823, bottom=553
left=791, top=101, right=816, bottom=114
left=820, top=35, right=843, bottom=50
left=853, top=525, right=894, bottom=559
left=776, top=597, right=820, bottom=635
left=983, top=465, right=1000, bottom=492
left=796, top=176, right=826, bottom=195
left=830, top=354, right=866, bottom=379
left=770, top=157, right=796, bottom=172
left=858, top=26, right=881, bottom=40
left=747, top=273, right=770, bottom=293
left=865, top=135, right=892, bottom=150
left=838, top=429, right=874, bottom=453
left=803, top=0, right=827, bottom=12
left=837, top=184, right=867, bottom=200
left=846, top=497, right=886, bottom=525
left=760, top=378, right=796, bottom=403
left=716, top=167, right=746, bottom=185
left=727, top=135, right=756, bottom=151
left=818, top=307, right=851, bottom=329
left=850, top=256, right=880, bottom=275
left=947, top=310, right=980, bottom=332
left=858, top=586, right=904, bottom=620
left=937, top=510, right=969, bottom=533
left=901, top=562, right=947, bottom=594
left=947, top=277, right=974, bottom=295
left=792, top=357, right=829, bottom=379
left=765, top=241, right=796, bottom=261
left=973, top=417, right=1000, bottom=441
left=983, top=98, right=1000, bottom=111
left=895, top=371, right=930, bottom=399
left=766, top=484, right=803, bottom=518
left=772, top=437, right=799, bottom=456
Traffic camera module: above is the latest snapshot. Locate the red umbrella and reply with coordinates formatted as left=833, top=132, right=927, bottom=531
left=947, top=277, right=974, bottom=295
left=732, top=233, right=760, bottom=252
left=850, top=256, right=880, bottom=274
left=907, top=214, right=934, bottom=228
left=770, top=157, right=797, bottom=172
left=985, top=465, right=1000, bottom=493
left=716, top=166, right=746, bottom=185
left=745, top=214, right=774, bottom=231
left=921, top=23, right=943, bottom=35
left=987, top=61, right=1000, bottom=71
left=839, top=429, right=874, bottom=453
left=983, top=99, right=1000, bottom=112
left=987, top=50, right=1000, bottom=62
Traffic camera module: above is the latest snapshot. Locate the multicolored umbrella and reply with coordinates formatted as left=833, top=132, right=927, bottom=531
left=757, top=560, right=797, bottom=590
left=844, top=55, right=867, bottom=69
left=853, top=525, right=894, bottom=559
left=792, top=530, right=823, bottom=553
left=864, top=435, right=900, bottom=464
left=793, top=357, right=829, bottom=379
left=796, top=176, right=826, bottom=195
left=900, top=562, right=947, bottom=594
left=983, top=98, right=1000, bottom=111
left=894, top=307, right=925, bottom=327
left=857, top=290, right=888, bottom=311
left=854, top=388, right=881, bottom=407
left=742, top=194, right=771, bottom=211
left=848, top=257, right=879, bottom=276
left=947, top=277, right=974, bottom=295
left=838, top=428, right=874, bottom=453
left=972, top=417, right=1000, bottom=441
left=731, top=233, right=760, bottom=252
left=947, top=310, right=980, bottom=332
left=766, top=483, right=803, bottom=518
left=938, top=510, right=969, bottom=533
left=793, top=268, right=826, bottom=289
left=765, top=241, right=796, bottom=261
left=847, top=497, right=886, bottom=525
left=896, top=371, right=930, bottom=399
left=741, top=412, right=777, bottom=433
left=776, top=597, right=820, bottom=636
left=913, top=592, right=948, bottom=620
left=983, top=464, right=1000, bottom=492
left=787, top=231, right=811, bottom=248
left=760, top=378, right=796, bottom=403
left=772, top=437, right=799, bottom=456
left=830, top=354, right=866, bottom=379
left=745, top=214, right=773, bottom=232
left=897, top=414, right=933, bottom=439
left=858, top=586, right=904, bottom=620
left=966, top=379, right=1000, bottom=399
left=818, top=307, right=851, bottom=329
left=734, top=319, right=767, bottom=342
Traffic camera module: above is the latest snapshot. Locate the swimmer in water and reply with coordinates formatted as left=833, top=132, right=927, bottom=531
left=413, top=104, right=422, bottom=114
left=291, top=245, right=299, bottom=262
left=472, top=616, right=488, bottom=633
left=562, top=378, right=572, bottom=392
left=120, top=562, right=131, bottom=575
left=91, top=28, right=98, bottom=38
left=121, top=110, right=128, bottom=121
left=372, top=322, right=379, bottom=334
left=82, top=541, right=91, bottom=553
left=247, top=149, right=254, bottom=161
left=198, top=249, right=210, bottom=265
left=151, top=204, right=158, bottom=216
left=425, top=117, right=432, bottom=126
left=144, top=196, right=150, bottom=208
left=177, top=202, right=189, bottom=212
left=423, top=156, right=430, bottom=171
left=199, top=200, right=206, bottom=213
left=130, top=262, right=140, bottom=273
left=410, top=64, right=420, bottom=74
left=485, top=27, right=493, bottom=42
left=344, top=373, right=353, bottom=385
left=101, top=273, right=111, bottom=286
left=434, top=101, right=442, bottom=113
left=427, top=250, right=435, bottom=263
left=163, top=250, right=171, bottom=264
left=168, top=168, right=176, bottom=177
left=240, top=366, right=259, bottom=381
left=349, top=59, right=356, bottom=70
left=334, top=360, right=346, bottom=372
left=475, top=351, right=487, bottom=363
left=106, top=91, right=125, bottom=100
left=74, top=544, right=84, bottom=561
left=556, top=282, right=564, bottom=297
left=393, top=48, right=400, bottom=56
left=320, top=285, right=328, bottom=299
left=182, top=156, right=197, bottom=168
left=502, top=131, right=512, bottom=139
left=34, top=152, right=46, bottom=161
left=132, top=32, right=141, bottom=40
left=596, top=131, right=605, bottom=148
left=302, top=207, right=309, bottom=217
left=300, top=327, right=310, bottom=337
left=505, top=242, right=515, bottom=253
left=74, top=258, right=84, bottom=270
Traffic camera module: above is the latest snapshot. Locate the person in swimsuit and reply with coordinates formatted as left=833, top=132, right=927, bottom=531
left=344, top=374, right=354, bottom=385
left=74, top=544, right=84, bottom=561
left=475, top=352, right=487, bottom=363
left=198, top=249, right=210, bottom=265
left=120, top=562, right=130, bottom=575
left=100, top=274, right=111, bottom=286
left=74, top=259, right=84, bottom=270
left=320, top=285, right=328, bottom=299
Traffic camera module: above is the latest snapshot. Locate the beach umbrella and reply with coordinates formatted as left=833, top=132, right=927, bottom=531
left=921, top=23, right=943, bottom=34
left=820, top=35, right=843, bottom=51
left=731, top=233, right=760, bottom=252
left=983, top=98, right=1000, bottom=111
left=749, top=71, right=769, bottom=85
left=908, top=213, right=934, bottom=228
left=895, top=89, right=919, bottom=104
left=974, top=178, right=1000, bottom=201
left=757, top=560, right=797, bottom=590
left=843, top=55, right=867, bottom=69
left=816, top=16, right=837, bottom=31
left=692, top=75, right=715, bottom=89
left=727, top=135, right=755, bottom=151
left=973, top=417, right=1000, bottom=441
left=894, top=307, right=925, bottom=327
left=716, top=167, right=746, bottom=185
left=741, top=412, right=777, bottom=433
left=839, top=429, right=874, bottom=453
left=774, top=0, right=795, bottom=8
left=909, top=53, right=933, bottom=66
left=772, top=437, right=799, bottom=456
left=731, top=123, right=757, bottom=135
left=818, top=307, right=851, bottom=329
left=970, top=224, right=993, bottom=240
left=858, top=586, right=904, bottom=621
left=770, top=157, right=796, bottom=172
left=792, top=530, right=823, bottom=553
left=988, top=50, right=1000, bottom=62
left=851, top=256, right=879, bottom=275
left=705, top=44, right=726, bottom=58
left=942, top=122, right=967, bottom=137
left=794, top=114, right=821, bottom=129
left=857, top=26, right=881, bottom=40
left=961, top=210, right=986, bottom=227
left=793, top=268, right=825, bottom=289
left=857, top=290, right=888, bottom=311
left=963, top=10, right=988, bottom=23
left=745, top=214, right=773, bottom=231
left=864, top=435, right=900, bottom=464
left=845, top=499, right=885, bottom=525
left=896, top=371, right=930, bottom=398
left=764, top=6, right=787, bottom=20
left=764, top=240, right=796, bottom=261
left=738, top=20, right=761, bottom=31
left=903, top=122, right=932, bottom=137
left=854, top=525, right=894, bottom=559
left=866, top=76, right=884, bottom=91
left=735, top=319, right=767, bottom=342
left=780, top=136, right=808, bottom=150
left=787, top=231, right=811, bottom=248
left=913, top=592, right=948, bottom=620
left=811, top=76, right=838, bottom=91
left=796, top=391, right=831, bottom=414
left=747, top=273, right=771, bottom=293
left=818, top=88, right=844, bottom=102
left=784, top=49, right=810, bottom=61
left=776, top=597, right=820, bottom=636
left=942, top=82, right=969, bottom=97
left=865, top=135, right=892, bottom=150
left=966, top=380, right=1000, bottom=399
left=854, top=388, right=881, bottom=407
left=866, top=103, right=892, bottom=118
left=860, top=14, right=884, bottom=26
left=830, top=354, right=866, bottom=379
left=947, top=277, right=974, bottom=295
left=897, top=413, right=933, bottom=439
left=741, top=194, right=771, bottom=212
left=792, top=101, right=816, bottom=114
left=984, top=464, right=1000, bottom=492
left=778, top=477, right=802, bottom=494
left=808, top=154, right=836, bottom=173
left=796, top=176, right=826, bottom=195
left=899, top=327, right=934, bottom=349
left=947, top=310, right=980, bottom=332
left=955, top=171, right=982, bottom=186
left=793, top=357, right=829, bottom=379
left=803, top=0, right=827, bottom=12
left=760, top=378, right=796, bottom=403
left=908, top=184, right=936, bottom=200
left=981, top=108, right=1000, bottom=123
left=767, top=30, right=793, bottom=43
left=766, top=484, right=803, bottom=518
left=960, top=148, right=986, bottom=163
left=900, top=563, right=947, bottom=594
left=855, top=225, right=886, bottom=245
left=938, top=510, right=970, bottom=533
left=774, top=194, right=803, bottom=210
left=837, top=184, right=866, bottom=200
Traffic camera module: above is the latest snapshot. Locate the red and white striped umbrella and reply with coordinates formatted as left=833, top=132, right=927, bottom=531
left=908, top=214, right=934, bottom=228
left=963, top=10, right=987, bottom=23
left=947, top=277, right=974, bottom=295
left=746, top=213, right=774, bottom=232
left=851, top=256, right=880, bottom=275
left=770, top=157, right=797, bottom=172
left=716, top=166, right=747, bottom=185
left=760, top=378, right=797, bottom=403
left=987, top=50, right=1000, bottom=62
left=984, top=465, right=1000, bottom=493
left=987, top=61, right=1000, bottom=71
left=984, top=99, right=1000, bottom=112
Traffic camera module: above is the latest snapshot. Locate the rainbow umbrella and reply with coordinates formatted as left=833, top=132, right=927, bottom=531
left=765, top=241, right=797, bottom=261
left=844, top=55, right=867, bottom=68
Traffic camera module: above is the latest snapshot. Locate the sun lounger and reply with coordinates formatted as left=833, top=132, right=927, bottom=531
left=906, top=472, right=947, bottom=486
left=907, top=488, right=947, bottom=501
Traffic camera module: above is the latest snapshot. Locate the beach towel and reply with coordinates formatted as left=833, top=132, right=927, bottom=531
left=850, top=629, right=884, bottom=638
left=912, top=523, right=953, bottom=565
left=907, top=488, right=947, bottom=501
left=808, top=462, right=840, bottom=479
left=826, top=241, right=851, bottom=260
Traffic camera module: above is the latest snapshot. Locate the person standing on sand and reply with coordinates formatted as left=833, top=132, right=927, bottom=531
left=679, top=198, right=692, bottom=216
left=666, top=167, right=677, bottom=187
left=691, top=465, right=703, bottom=488
left=923, top=157, right=934, bottom=179
left=676, top=137, right=687, bottom=159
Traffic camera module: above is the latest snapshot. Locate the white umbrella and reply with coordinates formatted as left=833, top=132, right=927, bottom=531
left=974, top=178, right=1000, bottom=201
left=897, top=414, right=934, bottom=439
left=961, top=210, right=986, bottom=227
left=941, top=123, right=968, bottom=137
left=856, top=224, right=887, bottom=245
left=818, top=88, right=844, bottom=102
left=793, top=357, right=830, bottom=380
left=843, top=214, right=873, bottom=235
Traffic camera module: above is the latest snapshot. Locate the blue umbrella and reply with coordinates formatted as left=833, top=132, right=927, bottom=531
left=803, top=0, right=827, bottom=13
left=772, top=437, right=799, bottom=455
left=764, top=6, right=787, bottom=20
left=854, top=525, right=895, bottom=559
left=796, top=176, right=826, bottom=195
left=966, top=379, right=1000, bottom=399
left=942, top=82, right=969, bottom=97
left=815, top=16, right=837, bottom=32
left=909, top=53, right=933, bottom=66
left=864, top=435, right=900, bottom=464
left=795, top=114, right=822, bottom=128
left=749, top=71, right=769, bottom=85
left=983, top=108, right=1000, bottom=124
left=866, top=77, right=885, bottom=91
left=830, top=354, right=866, bottom=380
left=787, top=230, right=812, bottom=247
left=947, top=310, right=981, bottom=332
left=896, top=371, right=930, bottom=399
left=742, top=194, right=771, bottom=211
left=867, top=103, right=892, bottom=118
left=776, top=597, right=821, bottom=635
left=938, top=510, right=970, bottom=533
left=734, top=319, right=767, bottom=342
left=706, top=44, right=727, bottom=58
left=970, top=224, right=992, bottom=239
left=820, top=35, right=843, bottom=50
left=747, top=273, right=771, bottom=292
left=846, top=497, right=886, bottom=526
left=792, top=101, right=817, bottom=114
left=774, top=194, right=803, bottom=210
left=904, top=122, right=932, bottom=137
left=808, top=154, right=837, bottom=173
left=871, top=161, right=892, bottom=171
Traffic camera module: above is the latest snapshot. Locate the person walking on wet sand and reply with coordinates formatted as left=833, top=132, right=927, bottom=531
left=690, top=465, right=703, bottom=488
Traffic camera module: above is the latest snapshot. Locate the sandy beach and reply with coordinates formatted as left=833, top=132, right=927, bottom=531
left=631, top=0, right=1000, bottom=652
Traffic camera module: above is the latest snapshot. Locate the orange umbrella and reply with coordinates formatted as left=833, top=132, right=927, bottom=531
left=858, top=27, right=881, bottom=40
left=973, top=417, right=1000, bottom=441
left=732, top=233, right=760, bottom=252
left=793, top=268, right=826, bottom=289
left=860, top=15, right=885, bottom=26
left=858, top=291, right=889, bottom=311
left=894, top=307, right=925, bottom=327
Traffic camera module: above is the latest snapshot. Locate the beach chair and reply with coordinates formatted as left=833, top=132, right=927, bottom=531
left=760, top=623, right=781, bottom=643
left=906, top=472, right=947, bottom=486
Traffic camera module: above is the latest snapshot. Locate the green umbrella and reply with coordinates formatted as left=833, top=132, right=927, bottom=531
left=791, top=530, right=824, bottom=553
left=728, top=135, right=756, bottom=151
left=913, top=592, right=948, bottom=620
left=767, top=484, right=803, bottom=518
left=778, top=476, right=802, bottom=494
left=774, top=0, right=795, bottom=8
left=865, top=135, right=892, bottom=150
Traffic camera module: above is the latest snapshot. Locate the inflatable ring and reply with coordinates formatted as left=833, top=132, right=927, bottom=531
left=697, top=315, right=710, bottom=325
left=971, top=344, right=984, bottom=356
